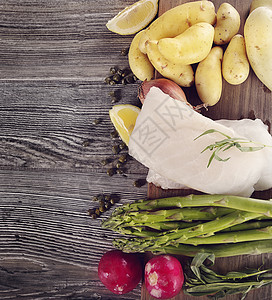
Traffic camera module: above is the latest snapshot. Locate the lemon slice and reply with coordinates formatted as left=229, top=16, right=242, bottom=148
left=109, top=104, right=141, bottom=145
left=106, top=0, right=158, bottom=35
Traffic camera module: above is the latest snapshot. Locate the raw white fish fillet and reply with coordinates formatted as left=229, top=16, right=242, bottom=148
left=128, top=87, right=272, bottom=197
left=146, top=169, right=188, bottom=189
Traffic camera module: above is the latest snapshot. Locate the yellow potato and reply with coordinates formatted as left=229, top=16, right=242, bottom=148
left=244, top=7, right=272, bottom=91
left=138, top=1, right=216, bottom=54
left=157, top=22, right=214, bottom=65
left=222, top=34, right=250, bottom=85
left=195, top=47, right=223, bottom=106
left=146, top=41, right=194, bottom=87
left=128, top=30, right=154, bottom=81
left=250, top=0, right=272, bottom=13
left=214, top=3, right=240, bottom=45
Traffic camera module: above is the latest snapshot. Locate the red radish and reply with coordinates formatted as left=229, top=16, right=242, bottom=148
left=98, top=250, right=142, bottom=294
left=145, top=255, right=184, bottom=299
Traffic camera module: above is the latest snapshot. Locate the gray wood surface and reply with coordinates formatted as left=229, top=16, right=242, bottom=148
left=0, top=1, right=146, bottom=299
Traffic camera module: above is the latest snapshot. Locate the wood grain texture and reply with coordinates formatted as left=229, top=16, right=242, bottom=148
left=143, top=0, right=272, bottom=300
left=0, top=0, right=147, bottom=299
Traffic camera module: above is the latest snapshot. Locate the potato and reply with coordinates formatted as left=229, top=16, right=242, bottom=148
left=214, top=3, right=240, bottom=45
left=250, top=0, right=272, bottom=13
left=128, top=30, right=154, bottom=81
left=244, top=7, right=272, bottom=91
left=138, top=1, right=216, bottom=54
left=157, top=22, right=214, bottom=65
left=146, top=41, right=194, bottom=87
left=195, top=47, right=223, bottom=106
left=222, top=34, right=250, bottom=85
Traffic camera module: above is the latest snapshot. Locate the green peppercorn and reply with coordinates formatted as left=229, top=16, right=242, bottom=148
left=104, top=202, right=111, bottom=209
left=93, top=118, right=101, bottom=125
left=101, top=158, right=110, bottom=166
left=105, top=77, right=112, bottom=84
left=121, top=47, right=129, bottom=56
left=111, top=96, right=118, bottom=103
left=118, top=154, right=128, bottom=163
left=126, top=74, right=135, bottom=84
left=92, top=195, right=99, bottom=202
left=119, top=142, right=127, bottom=150
left=88, top=208, right=96, bottom=215
left=110, top=67, right=117, bottom=74
left=116, top=161, right=123, bottom=169
left=107, top=168, right=116, bottom=176
left=110, top=130, right=118, bottom=139
left=112, top=145, right=120, bottom=154
left=113, top=74, right=121, bottom=82
left=99, top=206, right=106, bottom=213
left=133, top=179, right=147, bottom=188
left=97, top=194, right=104, bottom=201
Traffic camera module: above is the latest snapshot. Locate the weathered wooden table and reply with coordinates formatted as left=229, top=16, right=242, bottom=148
left=0, top=1, right=272, bottom=300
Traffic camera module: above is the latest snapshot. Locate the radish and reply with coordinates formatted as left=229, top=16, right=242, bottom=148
left=145, top=255, right=184, bottom=299
left=98, top=250, right=142, bottom=294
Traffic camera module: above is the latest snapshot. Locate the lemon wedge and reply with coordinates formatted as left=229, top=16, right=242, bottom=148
left=106, top=0, right=158, bottom=35
left=109, top=104, right=141, bottom=145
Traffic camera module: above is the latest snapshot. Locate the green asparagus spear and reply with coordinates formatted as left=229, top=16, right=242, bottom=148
left=182, top=226, right=272, bottom=245
left=113, top=211, right=261, bottom=252
left=112, top=194, right=272, bottom=217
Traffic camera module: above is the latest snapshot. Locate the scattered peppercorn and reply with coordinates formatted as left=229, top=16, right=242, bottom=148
left=116, top=169, right=124, bottom=175
left=109, top=80, right=116, bottom=86
left=116, top=161, right=123, bottom=169
left=93, top=118, right=101, bottom=125
left=101, top=158, right=110, bottom=166
left=119, top=142, right=127, bottom=150
left=110, top=130, right=119, bottom=139
left=121, top=47, right=129, bottom=56
left=118, top=154, right=128, bottom=163
left=112, top=145, right=120, bottom=154
left=95, top=208, right=101, bottom=216
left=133, top=179, right=147, bottom=188
left=107, top=167, right=116, bottom=176
left=113, top=74, right=121, bottom=82
left=99, top=206, right=106, bottom=213
left=110, top=67, right=118, bottom=74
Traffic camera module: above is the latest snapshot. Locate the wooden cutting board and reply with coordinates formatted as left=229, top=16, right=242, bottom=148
left=142, top=0, right=272, bottom=299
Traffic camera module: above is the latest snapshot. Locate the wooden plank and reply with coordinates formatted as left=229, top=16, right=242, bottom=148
left=142, top=0, right=272, bottom=299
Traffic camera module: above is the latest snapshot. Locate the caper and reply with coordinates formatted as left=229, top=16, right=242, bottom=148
left=133, top=179, right=147, bottom=188
left=95, top=208, right=101, bottom=216
left=101, top=158, right=110, bottom=166
left=110, top=67, right=118, bottom=74
left=121, top=78, right=126, bottom=85
left=110, top=130, right=119, bottom=139
left=113, top=74, right=121, bottom=82
left=112, top=145, right=120, bottom=154
left=109, top=80, right=116, bottom=86
left=118, top=154, right=128, bottom=163
left=107, top=168, right=116, bottom=176
left=110, top=198, right=116, bottom=205
left=121, top=47, right=129, bottom=56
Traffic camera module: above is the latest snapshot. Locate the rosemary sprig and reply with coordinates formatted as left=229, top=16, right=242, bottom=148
left=194, top=129, right=270, bottom=168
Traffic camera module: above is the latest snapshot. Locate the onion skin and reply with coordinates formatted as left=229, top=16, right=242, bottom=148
left=138, top=78, right=187, bottom=104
